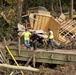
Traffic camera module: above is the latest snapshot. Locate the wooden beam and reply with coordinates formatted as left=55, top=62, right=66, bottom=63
left=18, top=37, right=21, bottom=55
left=25, top=56, right=33, bottom=66
left=34, top=15, right=40, bottom=30
left=0, top=64, right=39, bottom=72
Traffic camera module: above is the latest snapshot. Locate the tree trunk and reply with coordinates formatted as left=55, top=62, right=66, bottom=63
left=50, top=0, right=54, bottom=12
left=59, top=0, right=62, bottom=14
left=16, top=0, right=23, bottom=23
left=0, top=0, right=3, bottom=6
left=69, top=0, right=74, bottom=19
left=22, top=0, right=28, bottom=13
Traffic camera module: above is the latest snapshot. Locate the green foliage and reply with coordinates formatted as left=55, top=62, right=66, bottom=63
left=0, top=6, right=18, bottom=40
left=6, top=8, right=17, bottom=25
left=0, top=16, right=17, bottom=40
left=28, top=0, right=50, bottom=10
left=5, top=0, right=18, bottom=4
left=0, top=17, right=8, bottom=39
left=27, top=0, right=76, bottom=12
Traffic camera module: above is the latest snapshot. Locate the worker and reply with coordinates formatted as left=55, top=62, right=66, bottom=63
left=48, top=28, right=55, bottom=50
left=20, top=28, right=31, bottom=50
left=31, top=31, right=38, bottom=50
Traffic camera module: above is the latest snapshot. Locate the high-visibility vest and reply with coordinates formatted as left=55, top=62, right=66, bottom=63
left=22, top=31, right=31, bottom=40
left=49, top=31, right=54, bottom=39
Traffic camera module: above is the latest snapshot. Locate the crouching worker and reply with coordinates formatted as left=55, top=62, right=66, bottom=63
left=20, top=28, right=31, bottom=50
left=31, top=31, right=38, bottom=50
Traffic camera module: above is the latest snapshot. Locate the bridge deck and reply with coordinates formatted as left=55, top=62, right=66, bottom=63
left=8, top=45, right=76, bottom=64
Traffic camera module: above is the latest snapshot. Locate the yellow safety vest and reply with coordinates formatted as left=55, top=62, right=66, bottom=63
left=49, top=31, right=54, bottom=39
left=22, top=31, right=31, bottom=40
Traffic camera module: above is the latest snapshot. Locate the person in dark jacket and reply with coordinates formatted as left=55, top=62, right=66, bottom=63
left=31, top=31, right=38, bottom=50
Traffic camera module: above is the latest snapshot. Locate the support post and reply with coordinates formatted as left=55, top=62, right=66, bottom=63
left=33, top=51, right=36, bottom=68
left=18, top=37, right=21, bottom=55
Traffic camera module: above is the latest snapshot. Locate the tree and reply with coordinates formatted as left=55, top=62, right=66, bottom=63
left=16, top=0, right=23, bottom=23
left=0, top=0, right=3, bottom=6
left=69, top=0, right=74, bottom=19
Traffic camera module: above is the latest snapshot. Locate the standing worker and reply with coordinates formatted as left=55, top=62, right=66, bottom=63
left=20, top=28, right=31, bottom=50
left=48, top=28, right=55, bottom=50
left=31, top=31, right=38, bottom=50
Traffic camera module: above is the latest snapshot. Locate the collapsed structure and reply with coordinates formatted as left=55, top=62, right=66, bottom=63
left=27, top=10, right=76, bottom=49
left=0, top=7, right=76, bottom=74
left=0, top=6, right=76, bottom=49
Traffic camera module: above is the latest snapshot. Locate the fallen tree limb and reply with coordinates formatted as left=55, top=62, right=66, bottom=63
left=0, top=64, right=39, bottom=72
left=1, top=12, right=10, bottom=24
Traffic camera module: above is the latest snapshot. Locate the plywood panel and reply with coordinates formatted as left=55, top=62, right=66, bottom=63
left=43, top=17, right=51, bottom=32
left=58, top=13, right=66, bottom=23
left=35, top=10, right=51, bottom=30
left=44, top=17, right=50, bottom=31
left=32, top=10, right=61, bottom=40
left=42, top=16, right=47, bottom=30
left=35, top=16, right=41, bottom=30
left=33, top=14, right=50, bottom=30
left=29, top=13, right=34, bottom=28
left=41, top=16, right=46, bottom=29
left=42, top=16, right=61, bottom=40
left=44, top=18, right=50, bottom=32
left=37, top=16, right=43, bottom=30
left=33, top=15, right=40, bottom=30
left=38, top=10, right=50, bottom=15
left=49, top=17, right=61, bottom=40
left=41, top=11, right=50, bottom=30
left=33, top=14, right=61, bottom=40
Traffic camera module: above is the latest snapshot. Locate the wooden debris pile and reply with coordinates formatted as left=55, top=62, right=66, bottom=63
left=28, top=10, right=76, bottom=49
left=29, top=10, right=60, bottom=41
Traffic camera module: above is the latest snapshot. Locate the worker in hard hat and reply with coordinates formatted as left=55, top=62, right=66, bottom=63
left=48, top=28, right=55, bottom=50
